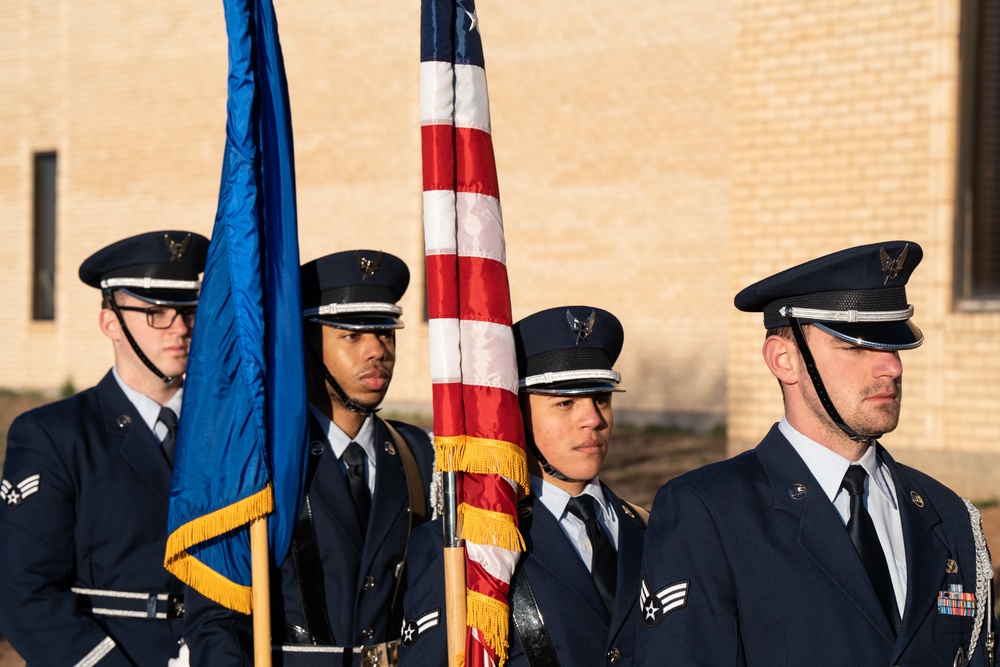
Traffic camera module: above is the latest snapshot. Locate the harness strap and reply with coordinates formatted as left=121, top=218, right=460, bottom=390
left=291, top=486, right=335, bottom=645
left=511, top=568, right=561, bottom=667
left=383, top=419, right=428, bottom=634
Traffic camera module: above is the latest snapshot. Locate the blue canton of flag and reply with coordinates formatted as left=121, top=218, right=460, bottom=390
left=164, top=0, right=306, bottom=614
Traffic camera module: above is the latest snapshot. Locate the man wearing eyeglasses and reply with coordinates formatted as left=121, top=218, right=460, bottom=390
left=0, top=230, right=208, bottom=666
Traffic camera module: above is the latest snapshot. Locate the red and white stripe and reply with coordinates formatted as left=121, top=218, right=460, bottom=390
left=420, top=16, right=526, bottom=667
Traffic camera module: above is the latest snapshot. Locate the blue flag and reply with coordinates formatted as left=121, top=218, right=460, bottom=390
left=164, top=0, right=306, bottom=613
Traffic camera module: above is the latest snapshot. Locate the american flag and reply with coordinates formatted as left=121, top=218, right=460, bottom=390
left=420, top=1, right=529, bottom=665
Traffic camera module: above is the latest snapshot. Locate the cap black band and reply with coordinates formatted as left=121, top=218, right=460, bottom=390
left=524, top=348, right=611, bottom=378
left=318, top=285, right=397, bottom=307
left=763, top=286, right=909, bottom=328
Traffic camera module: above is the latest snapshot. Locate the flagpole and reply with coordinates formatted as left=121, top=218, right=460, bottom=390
left=442, top=467, right=466, bottom=666
left=251, top=517, right=273, bottom=667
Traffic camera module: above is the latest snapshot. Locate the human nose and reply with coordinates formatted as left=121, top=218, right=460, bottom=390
left=362, top=333, right=388, bottom=360
left=577, top=399, right=605, bottom=429
left=873, top=350, right=903, bottom=378
left=167, top=308, right=193, bottom=333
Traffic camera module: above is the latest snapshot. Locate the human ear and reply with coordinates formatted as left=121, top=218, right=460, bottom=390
left=98, top=307, right=120, bottom=341
left=762, top=335, right=799, bottom=386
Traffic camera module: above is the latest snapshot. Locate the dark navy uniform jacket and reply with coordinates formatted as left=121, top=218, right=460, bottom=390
left=636, top=424, right=997, bottom=666
left=0, top=371, right=185, bottom=666
left=184, top=416, right=434, bottom=666
left=399, top=483, right=647, bottom=667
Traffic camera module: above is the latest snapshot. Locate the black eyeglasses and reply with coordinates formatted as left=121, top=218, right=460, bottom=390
left=115, top=305, right=197, bottom=330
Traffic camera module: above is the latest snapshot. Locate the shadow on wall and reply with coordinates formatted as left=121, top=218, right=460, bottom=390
left=616, top=348, right=728, bottom=434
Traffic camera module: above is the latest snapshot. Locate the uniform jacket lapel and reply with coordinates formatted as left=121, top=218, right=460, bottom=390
left=305, top=417, right=364, bottom=554
left=880, top=447, right=948, bottom=659
left=605, top=485, right=645, bottom=643
left=360, top=418, right=409, bottom=566
left=524, top=497, right=610, bottom=625
left=99, top=372, right=172, bottom=503
left=756, top=426, right=896, bottom=642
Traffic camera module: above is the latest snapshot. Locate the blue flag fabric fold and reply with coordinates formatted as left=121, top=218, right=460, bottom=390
left=165, top=0, right=306, bottom=614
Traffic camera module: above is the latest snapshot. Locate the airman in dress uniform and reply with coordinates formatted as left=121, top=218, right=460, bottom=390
left=400, top=305, right=648, bottom=666
left=0, top=230, right=209, bottom=666
left=636, top=241, right=997, bottom=666
left=184, top=249, right=436, bottom=667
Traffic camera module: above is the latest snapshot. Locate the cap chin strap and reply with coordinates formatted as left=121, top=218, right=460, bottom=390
left=527, top=440, right=572, bottom=482
left=307, top=347, right=380, bottom=416
left=787, top=317, right=878, bottom=443
left=108, top=298, right=180, bottom=385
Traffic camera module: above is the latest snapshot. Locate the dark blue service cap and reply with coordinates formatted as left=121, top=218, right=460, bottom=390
left=734, top=240, right=924, bottom=350
left=300, top=250, right=410, bottom=330
left=79, top=230, right=209, bottom=306
left=513, top=305, right=625, bottom=395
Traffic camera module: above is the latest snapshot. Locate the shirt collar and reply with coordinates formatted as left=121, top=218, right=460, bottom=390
left=112, top=367, right=183, bottom=432
left=530, top=473, right=608, bottom=520
left=779, top=416, right=896, bottom=507
left=308, top=404, right=376, bottom=461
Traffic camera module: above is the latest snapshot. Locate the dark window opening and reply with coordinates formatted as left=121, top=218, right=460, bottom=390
left=33, top=152, right=57, bottom=320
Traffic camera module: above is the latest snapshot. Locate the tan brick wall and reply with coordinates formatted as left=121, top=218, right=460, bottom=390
left=0, top=1, right=733, bottom=428
left=728, top=0, right=1000, bottom=496
left=2, top=0, right=997, bottom=494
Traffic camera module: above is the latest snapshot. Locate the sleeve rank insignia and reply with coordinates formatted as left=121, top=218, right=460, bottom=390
left=640, top=577, right=689, bottom=627
left=1, top=474, right=41, bottom=508
left=400, top=609, right=440, bottom=646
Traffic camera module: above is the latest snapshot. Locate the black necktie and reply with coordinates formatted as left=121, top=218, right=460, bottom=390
left=842, top=465, right=900, bottom=633
left=567, top=494, right=617, bottom=614
left=158, top=407, right=178, bottom=466
left=342, top=442, right=371, bottom=534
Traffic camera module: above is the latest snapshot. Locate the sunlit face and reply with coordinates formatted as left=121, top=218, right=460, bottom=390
left=105, top=293, right=193, bottom=381
left=524, top=392, right=614, bottom=485
left=798, top=327, right=903, bottom=440
left=315, top=326, right=396, bottom=411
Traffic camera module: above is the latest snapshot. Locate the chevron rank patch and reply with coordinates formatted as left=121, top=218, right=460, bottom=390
left=400, top=609, right=440, bottom=646
left=640, top=577, right=689, bottom=627
left=937, top=584, right=976, bottom=617
left=1, top=474, right=41, bottom=508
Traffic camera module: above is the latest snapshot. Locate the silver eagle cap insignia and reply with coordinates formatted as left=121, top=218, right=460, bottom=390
left=356, top=250, right=384, bottom=281
left=164, top=233, right=192, bottom=262
left=566, top=309, right=597, bottom=345
left=879, top=244, right=909, bottom=284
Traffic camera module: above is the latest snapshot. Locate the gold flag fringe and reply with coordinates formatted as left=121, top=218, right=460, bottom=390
left=163, top=483, right=273, bottom=614
left=460, top=437, right=529, bottom=499
left=460, top=503, right=526, bottom=552
left=434, top=434, right=529, bottom=499
left=434, top=434, right=466, bottom=473
left=467, top=590, right=511, bottom=666
left=168, top=548, right=254, bottom=614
